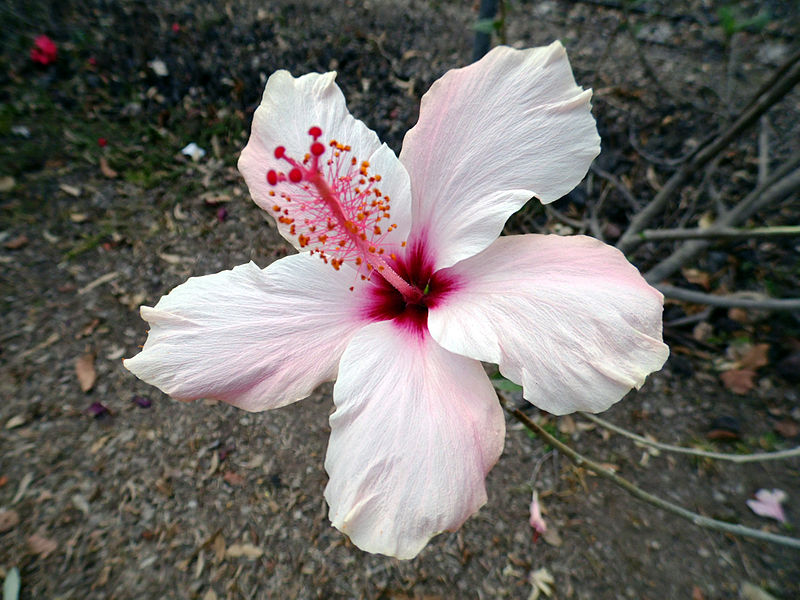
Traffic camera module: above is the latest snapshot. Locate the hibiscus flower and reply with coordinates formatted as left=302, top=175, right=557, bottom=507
left=124, top=41, right=668, bottom=559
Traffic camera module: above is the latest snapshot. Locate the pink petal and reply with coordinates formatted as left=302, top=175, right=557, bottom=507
left=124, top=257, right=370, bottom=411
left=238, top=70, right=412, bottom=251
left=747, top=489, right=788, bottom=523
left=324, top=321, right=505, bottom=559
left=529, top=490, right=547, bottom=536
left=428, top=235, right=668, bottom=415
left=400, top=42, right=600, bottom=270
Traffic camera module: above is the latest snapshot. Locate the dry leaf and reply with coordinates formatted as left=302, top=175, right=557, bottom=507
left=739, top=343, right=770, bottom=370
left=3, top=234, right=28, bottom=249
left=213, top=534, right=226, bottom=563
left=682, top=268, right=710, bottom=290
left=0, top=509, right=20, bottom=532
left=528, top=567, right=554, bottom=600
left=542, top=526, right=562, bottom=547
left=5, top=415, right=27, bottom=429
left=774, top=419, right=799, bottom=438
left=222, top=471, right=245, bottom=486
left=75, top=352, right=97, bottom=392
left=59, top=183, right=81, bottom=197
left=692, top=322, right=713, bottom=342
left=11, top=473, right=33, bottom=504
left=728, top=307, right=749, bottom=323
left=720, top=369, right=756, bottom=394
left=94, top=565, right=111, bottom=588
left=557, top=415, right=576, bottom=434
left=99, top=157, right=118, bottom=178
left=0, top=175, right=15, bottom=192
left=159, top=252, right=186, bottom=265
left=28, top=533, right=58, bottom=557
left=225, top=543, right=263, bottom=559
left=741, top=581, right=779, bottom=600
left=692, top=586, right=706, bottom=600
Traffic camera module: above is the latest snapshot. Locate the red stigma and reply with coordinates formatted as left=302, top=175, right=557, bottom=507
left=289, top=168, right=303, bottom=183
left=308, top=126, right=322, bottom=138
left=267, top=170, right=278, bottom=185
left=311, top=141, right=325, bottom=156
left=274, top=146, right=286, bottom=159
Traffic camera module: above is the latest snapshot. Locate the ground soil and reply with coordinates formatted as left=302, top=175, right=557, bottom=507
left=1, top=1, right=799, bottom=599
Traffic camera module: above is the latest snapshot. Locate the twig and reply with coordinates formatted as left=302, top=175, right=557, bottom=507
left=638, top=225, right=800, bottom=242
left=616, top=49, right=800, bottom=253
left=579, top=412, right=800, bottom=463
left=499, top=396, right=800, bottom=550
left=590, top=164, right=640, bottom=209
left=644, top=161, right=800, bottom=282
left=588, top=185, right=610, bottom=241
left=758, top=115, right=769, bottom=185
left=664, top=307, right=712, bottom=328
left=657, top=286, right=800, bottom=311
left=545, top=205, right=586, bottom=231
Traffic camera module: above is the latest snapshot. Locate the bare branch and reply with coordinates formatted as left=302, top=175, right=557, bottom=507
left=645, top=163, right=800, bottom=282
left=579, top=412, right=800, bottom=463
left=499, top=396, right=800, bottom=550
left=657, top=286, right=800, bottom=310
left=590, top=164, right=640, bottom=209
left=638, top=225, right=800, bottom=242
left=616, top=50, right=800, bottom=253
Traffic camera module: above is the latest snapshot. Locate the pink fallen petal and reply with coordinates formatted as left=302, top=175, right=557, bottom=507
left=747, top=489, right=788, bottom=523
left=324, top=320, right=504, bottom=559
left=529, top=490, right=547, bottom=538
left=428, top=234, right=668, bottom=415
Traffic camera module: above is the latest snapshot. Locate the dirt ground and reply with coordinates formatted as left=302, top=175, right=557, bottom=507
left=1, top=1, right=799, bottom=599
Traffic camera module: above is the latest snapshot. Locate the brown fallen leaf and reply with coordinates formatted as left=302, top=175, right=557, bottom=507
left=225, top=543, right=263, bottom=559
left=692, top=586, right=706, bottom=600
left=0, top=509, right=20, bottom=532
left=682, top=268, right=711, bottom=290
left=739, top=343, right=770, bottom=370
left=99, top=156, right=118, bottom=178
left=774, top=419, right=800, bottom=438
left=28, top=533, right=58, bottom=557
left=213, top=533, right=226, bottom=563
left=720, top=369, right=756, bottom=394
left=222, top=471, right=245, bottom=486
left=3, top=234, right=28, bottom=249
left=557, top=415, right=575, bottom=435
left=542, top=525, right=562, bottom=547
left=75, top=352, right=97, bottom=392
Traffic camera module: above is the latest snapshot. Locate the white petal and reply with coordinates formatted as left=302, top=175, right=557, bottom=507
left=238, top=70, right=412, bottom=251
left=400, top=42, right=600, bottom=270
left=324, top=321, right=505, bottom=559
left=428, top=235, right=668, bottom=415
left=124, top=256, right=371, bottom=411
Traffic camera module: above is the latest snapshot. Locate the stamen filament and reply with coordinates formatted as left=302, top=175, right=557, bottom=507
left=306, top=170, right=423, bottom=303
